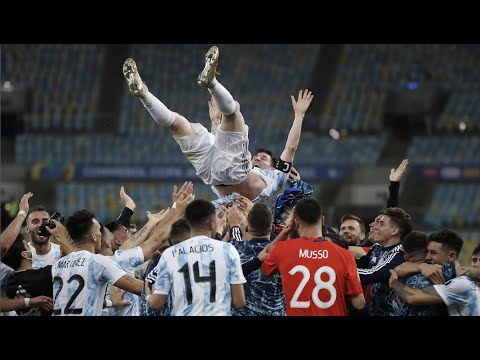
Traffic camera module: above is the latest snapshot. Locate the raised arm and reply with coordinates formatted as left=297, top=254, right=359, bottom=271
left=119, top=208, right=171, bottom=251
left=140, top=193, right=195, bottom=261
left=115, top=186, right=136, bottom=228
left=0, top=192, right=33, bottom=257
left=387, top=159, right=408, bottom=208
left=279, top=89, right=313, bottom=164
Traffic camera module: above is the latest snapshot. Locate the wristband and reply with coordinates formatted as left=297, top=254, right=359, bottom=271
left=18, top=210, right=27, bottom=218
left=24, top=298, right=31, bottom=307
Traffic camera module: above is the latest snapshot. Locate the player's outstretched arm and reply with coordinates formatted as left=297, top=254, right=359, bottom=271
left=0, top=192, right=33, bottom=257
left=279, top=89, right=314, bottom=164
left=387, top=159, right=408, bottom=208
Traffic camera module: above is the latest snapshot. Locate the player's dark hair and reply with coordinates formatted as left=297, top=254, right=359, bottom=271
left=381, top=207, right=412, bottom=240
left=428, top=229, right=464, bottom=257
left=402, top=231, right=428, bottom=256
left=66, top=209, right=96, bottom=245
left=294, top=198, right=322, bottom=225
left=254, top=148, right=276, bottom=167
left=473, top=243, right=480, bottom=257
left=169, top=218, right=191, bottom=245
left=340, top=214, right=366, bottom=234
left=185, top=200, right=216, bottom=229
left=247, top=203, right=272, bottom=237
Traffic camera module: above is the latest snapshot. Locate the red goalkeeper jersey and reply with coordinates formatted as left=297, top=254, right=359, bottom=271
left=263, top=237, right=362, bottom=316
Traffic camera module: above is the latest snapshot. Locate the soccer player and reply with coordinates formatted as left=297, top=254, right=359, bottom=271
left=139, top=218, right=191, bottom=316
left=24, top=206, right=62, bottom=269
left=388, top=231, right=454, bottom=316
left=356, top=207, right=411, bottom=316
left=51, top=209, right=144, bottom=316
left=225, top=203, right=286, bottom=316
left=146, top=199, right=246, bottom=315
left=389, top=267, right=480, bottom=316
left=123, top=45, right=313, bottom=208
left=262, top=198, right=365, bottom=316
left=472, top=243, right=480, bottom=268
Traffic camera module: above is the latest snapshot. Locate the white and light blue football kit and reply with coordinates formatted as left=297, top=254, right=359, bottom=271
left=109, top=247, right=144, bottom=316
left=212, top=167, right=289, bottom=210
left=154, top=236, right=246, bottom=316
left=30, top=242, right=61, bottom=269
left=434, top=276, right=480, bottom=316
left=51, top=250, right=126, bottom=316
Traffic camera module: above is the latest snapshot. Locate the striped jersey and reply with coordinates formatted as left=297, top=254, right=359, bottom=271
left=211, top=167, right=289, bottom=210
left=154, top=236, right=246, bottom=316
left=434, top=276, right=480, bottom=316
left=51, top=250, right=126, bottom=316
left=109, top=247, right=144, bottom=316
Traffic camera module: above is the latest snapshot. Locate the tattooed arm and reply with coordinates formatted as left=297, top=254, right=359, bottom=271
left=455, top=264, right=480, bottom=282
left=119, top=222, right=154, bottom=251
left=113, top=274, right=144, bottom=296
left=119, top=208, right=172, bottom=251
left=389, top=269, right=444, bottom=306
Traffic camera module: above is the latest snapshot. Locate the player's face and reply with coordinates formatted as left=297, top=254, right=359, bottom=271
left=367, top=215, right=381, bottom=242
left=372, top=215, right=394, bottom=245
left=100, top=227, right=114, bottom=256
left=92, top=219, right=103, bottom=253
left=252, top=152, right=273, bottom=170
left=26, top=210, right=51, bottom=245
left=113, top=225, right=130, bottom=245
left=472, top=253, right=480, bottom=268
left=340, top=219, right=365, bottom=246
left=426, top=241, right=452, bottom=264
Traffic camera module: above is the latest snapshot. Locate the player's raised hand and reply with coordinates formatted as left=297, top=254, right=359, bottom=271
left=120, top=186, right=136, bottom=211
left=172, top=181, right=194, bottom=203
left=291, top=89, right=314, bottom=116
left=175, top=193, right=195, bottom=214
left=18, top=192, right=33, bottom=214
left=390, top=159, right=409, bottom=182
left=147, top=208, right=170, bottom=224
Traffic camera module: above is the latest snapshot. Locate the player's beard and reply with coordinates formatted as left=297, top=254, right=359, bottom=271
left=30, top=231, right=50, bottom=245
